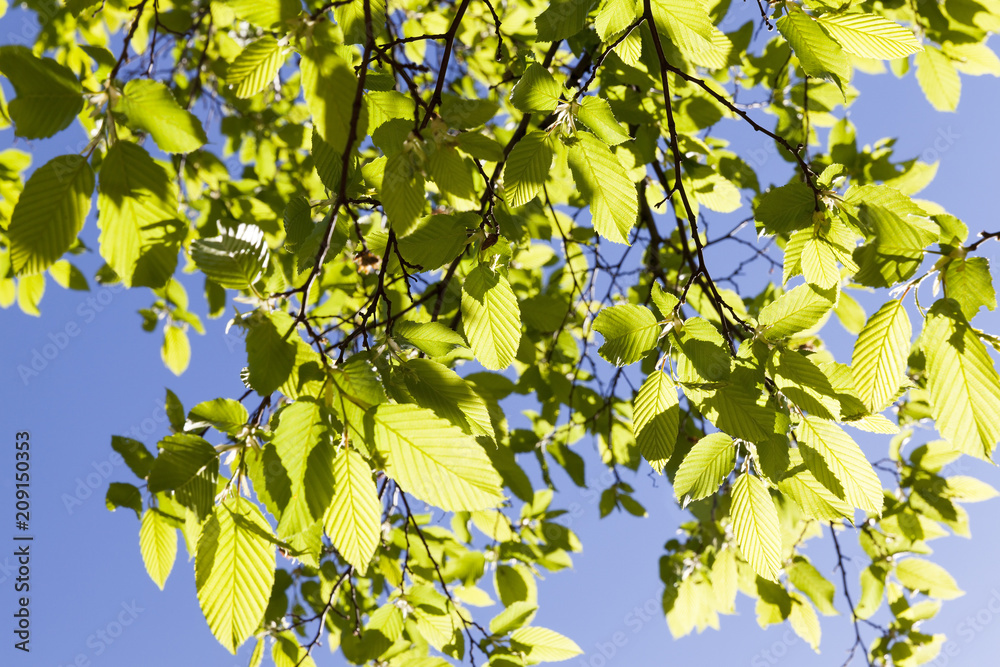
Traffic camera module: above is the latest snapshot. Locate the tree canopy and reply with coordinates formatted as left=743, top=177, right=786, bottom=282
left=2, top=0, right=1000, bottom=665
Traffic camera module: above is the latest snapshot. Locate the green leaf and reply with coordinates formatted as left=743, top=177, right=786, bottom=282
left=915, top=46, right=960, bottom=112
left=801, top=237, right=840, bottom=289
left=196, top=498, right=276, bottom=653
left=778, top=450, right=854, bottom=523
left=162, top=324, right=190, bottom=376
left=943, top=257, right=995, bottom=320
left=188, top=398, right=249, bottom=435
left=758, top=283, right=836, bottom=340
left=567, top=131, right=638, bottom=245
left=535, top=0, right=595, bottom=41
left=923, top=299, right=1000, bottom=460
left=944, top=475, right=999, bottom=502
left=852, top=299, right=911, bottom=413
left=112, top=435, right=156, bottom=479
left=140, top=508, right=177, bottom=590
left=0, top=45, right=83, bottom=139
left=373, top=403, right=504, bottom=512
left=382, top=150, right=427, bottom=235
left=593, top=304, right=659, bottom=366
left=7, top=154, right=94, bottom=275
left=787, top=555, right=838, bottom=616
left=334, top=0, right=387, bottom=43
left=510, top=63, right=561, bottom=113
left=225, top=36, right=288, bottom=99
left=147, top=433, right=219, bottom=520
left=245, top=311, right=298, bottom=396
left=731, top=472, right=783, bottom=582
left=503, top=131, right=554, bottom=208
left=789, top=595, right=821, bottom=652
left=816, top=13, right=923, bottom=60
left=224, top=0, right=299, bottom=29
left=300, top=53, right=366, bottom=153
left=191, top=223, right=270, bottom=289
left=96, top=141, right=183, bottom=288
left=595, top=0, right=638, bottom=41
left=673, top=432, right=734, bottom=503
left=117, top=80, right=207, bottom=153
left=650, top=282, right=679, bottom=319
left=510, top=626, right=583, bottom=662
left=895, top=558, right=964, bottom=600
left=650, top=0, right=727, bottom=69
left=795, top=416, right=883, bottom=514
left=633, top=370, right=679, bottom=473
left=393, top=320, right=467, bottom=357
left=855, top=564, right=886, bottom=620
left=461, top=265, right=522, bottom=371
left=755, top=182, right=816, bottom=235
left=106, top=482, right=143, bottom=518
left=489, top=600, right=538, bottom=636
left=325, top=448, right=381, bottom=573
left=776, top=7, right=851, bottom=92
left=404, top=358, right=494, bottom=438
left=576, top=97, right=630, bottom=146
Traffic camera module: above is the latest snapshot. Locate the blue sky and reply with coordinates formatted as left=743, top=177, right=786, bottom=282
left=2, top=9, right=1000, bottom=667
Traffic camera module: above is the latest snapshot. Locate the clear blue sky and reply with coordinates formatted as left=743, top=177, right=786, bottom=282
left=2, top=9, right=1000, bottom=667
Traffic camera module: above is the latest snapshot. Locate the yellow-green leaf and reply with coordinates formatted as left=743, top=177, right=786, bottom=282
left=140, top=508, right=177, bottom=590
left=731, top=472, right=783, bottom=582
left=325, top=448, right=381, bottom=573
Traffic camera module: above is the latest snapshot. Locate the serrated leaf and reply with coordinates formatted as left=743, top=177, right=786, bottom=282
left=915, top=46, right=960, bottom=112
left=788, top=556, right=838, bottom=616
left=595, top=0, right=638, bottom=41
left=489, top=600, right=537, bottom=635
left=106, top=482, right=143, bottom=518
left=852, top=299, right=911, bottom=413
left=373, top=403, right=504, bottom=511
left=778, top=451, right=854, bottom=522
left=568, top=131, right=637, bottom=245
left=300, top=53, right=366, bottom=152
left=777, top=7, right=851, bottom=92
left=140, top=508, right=177, bottom=590
left=756, top=182, right=816, bottom=235
left=196, top=498, right=276, bottom=653
left=335, top=0, right=387, bottom=43
left=731, top=473, right=783, bottom=582
left=576, top=96, right=630, bottom=145
left=789, top=596, right=821, bottom=652
left=896, top=558, right=963, bottom=599
left=0, top=45, right=83, bottom=139
left=593, top=303, right=659, bottom=366
left=945, top=475, right=998, bottom=502
left=503, top=131, right=553, bottom=208
left=535, top=0, right=594, bottom=41
left=245, top=311, right=297, bottom=396
left=404, top=358, right=494, bottom=439
left=943, top=257, right=995, bottom=320
left=650, top=282, right=679, bottom=319
left=510, top=63, right=561, bottom=113
left=147, top=433, right=219, bottom=520
left=924, top=299, right=1000, bottom=460
left=795, top=416, right=883, bottom=514
left=226, top=36, right=288, bottom=98
left=393, top=320, right=467, bottom=357
left=96, top=142, right=182, bottom=288
left=856, top=564, right=886, bottom=620
left=117, top=80, right=207, bottom=153
left=191, top=223, right=270, bottom=289
left=758, top=283, right=836, bottom=340
left=633, top=370, right=679, bottom=472
left=8, top=154, right=94, bottom=275
left=188, top=398, right=248, bottom=435
left=650, top=0, right=727, bottom=68
left=510, top=626, right=583, bottom=662
left=382, top=150, right=427, bottom=235
left=462, top=265, right=521, bottom=371
left=673, top=432, right=734, bottom=503
left=162, top=324, right=190, bottom=376
left=817, top=13, right=923, bottom=60
left=325, top=448, right=381, bottom=572
left=802, top=237, right=840, bottom=289
left=112, top=435, right=156, bottom=479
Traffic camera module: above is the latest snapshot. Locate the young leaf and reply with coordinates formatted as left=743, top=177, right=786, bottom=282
left=140, top=508, right=177, bottom=590
left=795, top=416, right=883, bottom=514
left=923, top=299, right=1000, bottom=460
left=755, top=182, right=816, bottom=235
left=895, top=558, right=964, bottom=599
left=325, top=448, right=381, bottom=573
left=915, top=46, right=960, bottom=112
left=244, top=311, right=298, bottom=396
left=502, top=131, right=553, bottom=207
left=567, top=131, right=638, bottom=245
left=225, top=36, right=288, bottom=99
left=7, top=154, right=94, bottom=275
left=187, top=398, right=249, bottom=435
left=510, top=626, right=583, bottom=662
left=461, top=265, right=521, bottom=371
left=852, top=299, right=911, bottom=413
left=673, top=432, right=735, bottom=503
left=0, top=45, right=83, bottom=139
left=942, top=257, right=995, bottom=320
left=633, top=370, right=679, bottom=473
left=162, top=324, right=190, bottom=376
left=382, top=151, right=426, bottom=236
left=510, top=63, right=561, bottom=113
left=300, top=53, right=366, bottom=152
left=535, top=0, right=594, bottom=41
left=576, top=96, right=630, bottom=146
left=731, top=472, right=783, bottom=582
left=373, top=403, right=504, bottom=512
left=593, top=304, right=659, bottom=366
left=776, top=7, right=851, bottom=92
left=196, top=498, right=276, bottom=654
left=147, top=433, right=219, bottom=520
left=403, top=358, right=494, bottom=438
left=191, top=223, right=270, bottom=289
left=117, top=80, right=208, bottom=153
left=816, top=13, right=923, bottom=60
left=106, top=482, right=143, bottom=518
left=758, top=283, right=836, bottom=340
